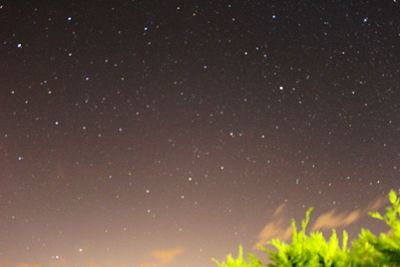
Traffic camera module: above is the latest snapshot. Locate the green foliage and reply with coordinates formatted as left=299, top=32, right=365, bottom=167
left=261, top=207, right=351, bottom=267
left=213, top=189, right=400, bottom=267
left=351, top=189, right=400, bottom=266
left=212, top=245, right=263, bottom=267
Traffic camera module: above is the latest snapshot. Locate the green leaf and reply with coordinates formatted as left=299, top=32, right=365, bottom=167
left=389, top=190, right=398, bottom=205
left=369, top=211, right=384, bottom=221
left=213, top=188, right=400, bottom=267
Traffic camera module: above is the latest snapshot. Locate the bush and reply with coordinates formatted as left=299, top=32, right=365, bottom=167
left=350, top=190, right=400, bottom=266
left=212, top=245, right=263, bottom=267
left=213, top=189, right=400, bottom=267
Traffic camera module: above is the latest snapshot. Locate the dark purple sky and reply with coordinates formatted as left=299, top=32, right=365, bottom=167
left=1, top=1, right=399, bottom=267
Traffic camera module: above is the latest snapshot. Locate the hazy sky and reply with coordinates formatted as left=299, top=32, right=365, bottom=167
left=1, top=1, right=399, bottom=267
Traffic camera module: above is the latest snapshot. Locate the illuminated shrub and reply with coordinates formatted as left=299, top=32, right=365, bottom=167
left=213, top=190, right=400, bottom=267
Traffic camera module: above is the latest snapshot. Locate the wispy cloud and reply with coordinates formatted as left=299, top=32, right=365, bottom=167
left=311, top=209, right=362, bottom=230
left=272, top=203, right=286, bottom=217
left=151, top=247, right=184, bottom=264
left=14, top=248, right=183, bottom=267
left=255, top=204, right=292, bottom=249
left=16, top=262, right=137, bottom=267
left=366, top=195, right=387, bottom=211
left=255, top=194, right=387, bottom=248
left=312, top=195, right=388, bottom=230
left=139, top=247, right=184, bottom=267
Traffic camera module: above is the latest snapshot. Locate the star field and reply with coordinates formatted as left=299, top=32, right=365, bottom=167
left=0, top=1, right=400, bottom=267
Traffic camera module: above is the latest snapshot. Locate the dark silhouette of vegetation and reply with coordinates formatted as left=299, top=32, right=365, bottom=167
left=213, top=189, right=400, bottom=267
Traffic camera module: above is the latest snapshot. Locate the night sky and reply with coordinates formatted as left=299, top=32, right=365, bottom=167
left=1, top=1, right=400, bottom=267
